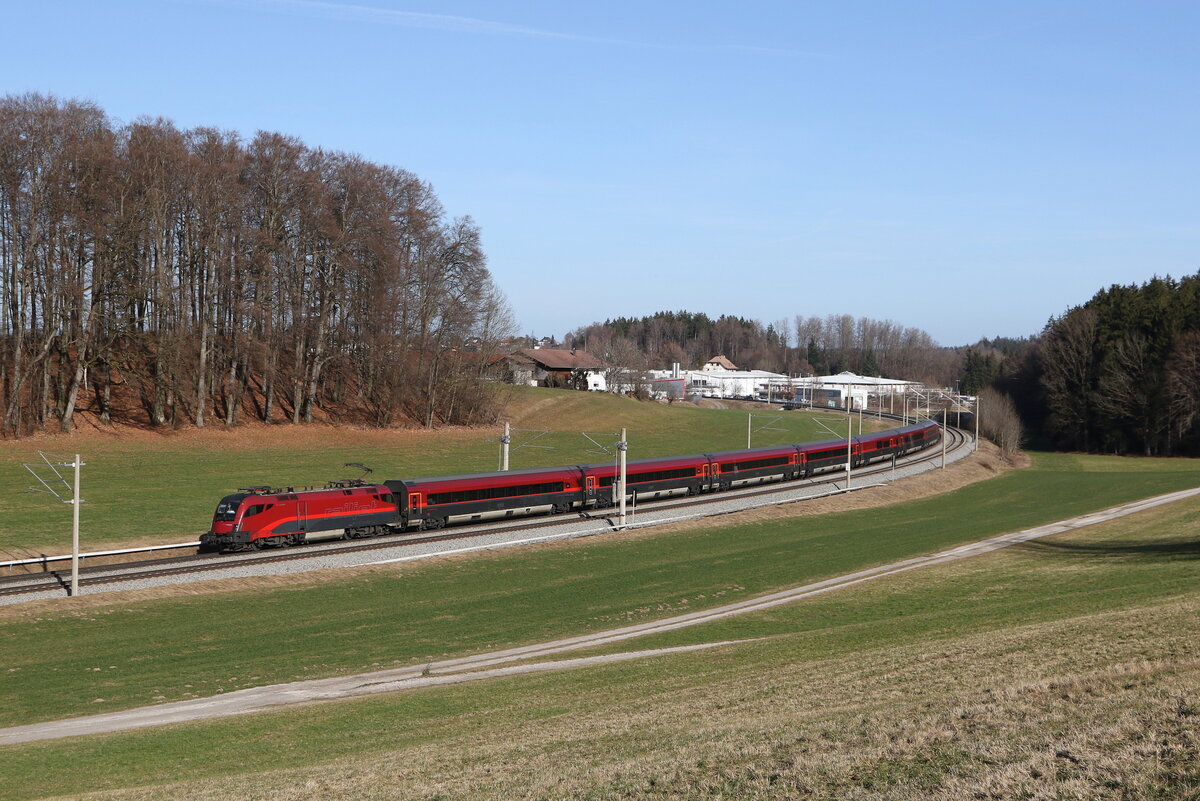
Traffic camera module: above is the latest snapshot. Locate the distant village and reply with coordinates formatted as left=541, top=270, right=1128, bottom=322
left=494, top=341, right=942, bottom=412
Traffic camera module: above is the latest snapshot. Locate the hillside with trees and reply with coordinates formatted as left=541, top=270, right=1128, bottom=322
left=566, top=311, right=962, bottom=386
left=0, top=94, right=514, bottom=437
left=982, top=274, right=1200, bottom=456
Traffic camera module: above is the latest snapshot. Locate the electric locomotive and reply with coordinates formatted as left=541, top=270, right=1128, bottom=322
left=199, top=480, right=400, bottom=552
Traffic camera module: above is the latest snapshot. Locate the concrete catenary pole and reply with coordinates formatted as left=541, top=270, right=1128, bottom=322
left=618, top=428, right=628, bottom=527
left=941, top=409, right=947, bottom=468
left=846, top=416, right=853, bottom=490
left=500, top=422, right=511, bottom=471
left=974, top=398, right=980, bottom=452
left=71, top=454, right=81, bottom=596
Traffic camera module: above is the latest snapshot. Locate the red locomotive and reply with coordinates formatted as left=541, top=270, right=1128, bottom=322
left=201, top=419, right=942, bottom=552
left=200, top=480, right=399, bottom=552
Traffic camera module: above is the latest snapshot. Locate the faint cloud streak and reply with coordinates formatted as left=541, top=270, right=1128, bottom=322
left=196, top=0, right=819, bottom=55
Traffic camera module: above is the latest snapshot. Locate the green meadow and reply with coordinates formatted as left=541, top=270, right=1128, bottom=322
left=0, top=453, right=1195, bottom=796
left=1, top=390, right=1196, bottom=799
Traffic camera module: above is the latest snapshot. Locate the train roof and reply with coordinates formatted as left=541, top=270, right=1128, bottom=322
left=705, top=444, right=800, bottom=460
left=577, top=453, right=709, bottom=473
left=384, top=421, right=938, bottom=489
left=236, top=483, right=389, bottom=499
left=387, top=464, right=583, bottom=489
left=885, top=420, right=939, bottom=435
left=801, top=434, right=854, bottom=449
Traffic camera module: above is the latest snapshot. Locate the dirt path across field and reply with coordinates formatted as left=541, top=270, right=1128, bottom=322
left=3, top=484, right=1197, bottom=746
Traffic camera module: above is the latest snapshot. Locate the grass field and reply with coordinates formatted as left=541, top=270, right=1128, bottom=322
left=0, top=388, right=883, bottom=552
left=0, top=449, right=1197, bottom=799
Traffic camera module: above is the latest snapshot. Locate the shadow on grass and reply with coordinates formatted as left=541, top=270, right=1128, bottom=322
left=1017, top=539, right=1200, bottom=559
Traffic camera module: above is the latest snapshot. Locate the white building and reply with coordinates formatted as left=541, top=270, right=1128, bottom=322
left=787, top=371, right=920, bottom=410
left=647, top=363, right=788, bottom=400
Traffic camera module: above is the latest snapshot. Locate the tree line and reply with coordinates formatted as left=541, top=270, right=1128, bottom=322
left=983, top=274, right=1200, bottom=456
left=566, top=311, right=962, bottom=387
left=0, top=93, right=513, bottom=436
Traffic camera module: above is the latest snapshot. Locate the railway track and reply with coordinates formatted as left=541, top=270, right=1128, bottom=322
left=0, top=424, right=972, bottom=603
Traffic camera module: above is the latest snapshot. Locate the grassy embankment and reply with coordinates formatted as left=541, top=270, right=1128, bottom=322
left=0, top=388, right=874, bottom=552
left=0, top=450, right=1197, bottom=799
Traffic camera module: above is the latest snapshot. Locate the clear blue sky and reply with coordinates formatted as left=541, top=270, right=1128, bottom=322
left=4, top=1, right=1198, bottom=346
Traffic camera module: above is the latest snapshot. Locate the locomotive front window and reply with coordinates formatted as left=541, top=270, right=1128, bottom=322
left=214, top=493, right=249, bottom=522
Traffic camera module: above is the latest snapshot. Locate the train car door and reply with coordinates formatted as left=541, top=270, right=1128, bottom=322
left=408, top=493, right=422, bottom=524
left=297, top=501, right=307, bottom=532
left=585, top=476, right=597, bottom=502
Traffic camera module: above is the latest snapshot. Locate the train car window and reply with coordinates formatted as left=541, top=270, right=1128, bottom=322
left=243, top=504, right=265, bottom=517
left=723, top=456, right=790, bottom=472
left=428, top=481, right=566, bottom=506
left=808, top=448, right=845, bottom=461
left=376, top=493, right=395, bottom=504
left=598, top=467, right=695, bottom=487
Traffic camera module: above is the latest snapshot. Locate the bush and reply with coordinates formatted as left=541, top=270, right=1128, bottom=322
left=978, top=388, right=1024, bottom=454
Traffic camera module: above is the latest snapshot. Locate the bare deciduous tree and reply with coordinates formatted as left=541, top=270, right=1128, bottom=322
left=977, top=387, right=1023, bottom=455
left=1166, top=331, right=1200, bottom=446
left=0, top=94, right=514, bottom=435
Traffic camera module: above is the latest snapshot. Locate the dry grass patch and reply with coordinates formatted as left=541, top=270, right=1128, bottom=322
left=53, top=593, right=1200, bottom=801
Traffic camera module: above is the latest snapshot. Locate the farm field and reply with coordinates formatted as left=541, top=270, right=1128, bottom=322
left=0, top=388, right=885, bottom=553
left=0, top=449, right=1197, bottom=799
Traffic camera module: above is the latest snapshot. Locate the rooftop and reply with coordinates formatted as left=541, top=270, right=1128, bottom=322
left=520, top=348, right=605, bottom=370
